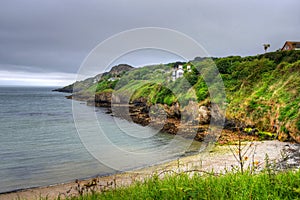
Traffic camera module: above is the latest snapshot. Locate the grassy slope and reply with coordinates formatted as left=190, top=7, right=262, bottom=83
left=231, top=61, right=300, bottom=136
left=221, top=52, right=300, bottom=141
left=84, top=50, right=300, bottom=141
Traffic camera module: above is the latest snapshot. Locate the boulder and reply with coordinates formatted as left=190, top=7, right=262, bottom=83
left=166, top=102, right=181, bottom=118
left=198, top=106, right=210, bottom=124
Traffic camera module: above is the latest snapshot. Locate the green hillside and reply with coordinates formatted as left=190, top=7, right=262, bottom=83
left=218, top=51, right=300, bottom=141
left=69, top=50, right=300, bottom=142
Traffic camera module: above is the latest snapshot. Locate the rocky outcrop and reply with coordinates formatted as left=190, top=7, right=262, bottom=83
left=165, top=103, right=181, bottom=118
left=87, top=91, right=112, bottom=107
left=108, top=64, right=134, bottom=76
left=101, top=99, right=227, bottom=142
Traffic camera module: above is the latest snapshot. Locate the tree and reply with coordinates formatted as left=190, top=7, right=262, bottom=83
left=263, top=44, right=270, bottom=53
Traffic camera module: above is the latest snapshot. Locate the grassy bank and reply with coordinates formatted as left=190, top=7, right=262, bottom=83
left=63, top=168, right=300, bottom=200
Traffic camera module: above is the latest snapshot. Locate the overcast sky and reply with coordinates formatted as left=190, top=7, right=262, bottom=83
left=0, top=0, right=299, bottom=86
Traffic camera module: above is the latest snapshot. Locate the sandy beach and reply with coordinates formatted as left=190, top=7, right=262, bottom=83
left=0, top=140, right=291, bottom=200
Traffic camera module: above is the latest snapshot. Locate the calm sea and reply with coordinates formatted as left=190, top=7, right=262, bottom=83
left=0, top=86, right=201, bottom=193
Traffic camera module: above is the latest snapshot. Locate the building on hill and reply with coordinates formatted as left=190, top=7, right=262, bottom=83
left=172, top=64, right=184, bottom=81
left=176, top=65, right=184, bottom=78
left=172, top=64, right=192, bottom=81
left=281, top=41, right=300, bottom=51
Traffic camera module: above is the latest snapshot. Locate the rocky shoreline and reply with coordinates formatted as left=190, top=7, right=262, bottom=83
left=57, top=85, right=298, bottom=144
left=66, top=91, right=264, bottom=144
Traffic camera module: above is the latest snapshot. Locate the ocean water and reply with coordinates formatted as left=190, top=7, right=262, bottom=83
left=0, top=86, right=201, bottom=193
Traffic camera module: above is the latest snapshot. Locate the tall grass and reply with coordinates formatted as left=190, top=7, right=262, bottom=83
left=63, top=169, right=300, bottom=200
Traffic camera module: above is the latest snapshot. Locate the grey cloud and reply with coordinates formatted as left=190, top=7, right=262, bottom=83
left=0, top=0, right=299, bottom=79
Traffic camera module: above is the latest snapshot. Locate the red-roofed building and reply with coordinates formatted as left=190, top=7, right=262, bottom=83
left=281, top=41, right=300, bottom=51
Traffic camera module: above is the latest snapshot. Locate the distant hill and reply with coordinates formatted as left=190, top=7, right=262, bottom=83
left=53, top=64, right=134, bottom=93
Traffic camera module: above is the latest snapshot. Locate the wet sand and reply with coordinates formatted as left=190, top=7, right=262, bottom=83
left=0, top=140, right=289, bottom=200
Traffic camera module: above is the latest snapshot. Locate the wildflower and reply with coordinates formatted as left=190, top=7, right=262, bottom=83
left=253, top=161, right=259, bottom=166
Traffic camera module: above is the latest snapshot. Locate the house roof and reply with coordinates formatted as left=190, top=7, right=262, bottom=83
left=282, top=41, right=300, bottom=50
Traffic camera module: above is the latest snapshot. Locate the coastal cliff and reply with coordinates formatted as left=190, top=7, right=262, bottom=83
left=55, top=50, right=300, bottom=143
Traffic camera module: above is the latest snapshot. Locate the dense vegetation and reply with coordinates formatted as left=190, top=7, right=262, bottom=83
left=68, top=50, right=300, bottom=142
left=216, top=51, right=300, bottom=141
left=64, top=169, right=300, bottom=200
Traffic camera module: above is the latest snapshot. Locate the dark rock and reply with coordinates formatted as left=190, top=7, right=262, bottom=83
left=162, top=122, right=178, bottom=135
left=166, top=103, right=181, bottom=118
left=88, top=91, right=112, bottom=107
left=132, top=97, right=148, bottom=107
left=224, top=119, right=237, bottom=131
left=194, top=132, right=205, bottom=141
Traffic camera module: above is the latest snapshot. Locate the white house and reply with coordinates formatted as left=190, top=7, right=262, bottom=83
left=172, top=64, right=191, bottom=81
left=176, top=65, right=184, bottom=78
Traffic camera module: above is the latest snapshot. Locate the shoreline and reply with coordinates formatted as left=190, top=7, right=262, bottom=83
left=0, top=140, right=291, bottom=200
